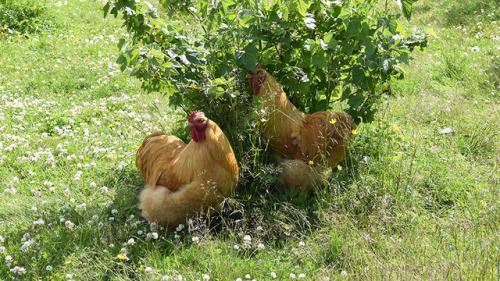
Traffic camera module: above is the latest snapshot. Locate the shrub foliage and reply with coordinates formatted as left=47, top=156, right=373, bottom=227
left=105, top=0, right=426, bottom=124
left=104, top=0, right=427, bottom=183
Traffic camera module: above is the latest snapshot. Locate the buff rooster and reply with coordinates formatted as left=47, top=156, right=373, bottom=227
left=248, top=66, right=357, bottom=191
left=136, top=111, right=239, bottom=228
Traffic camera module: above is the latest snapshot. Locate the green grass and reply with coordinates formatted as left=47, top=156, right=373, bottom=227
left=0, top=0, right=499, bottom=280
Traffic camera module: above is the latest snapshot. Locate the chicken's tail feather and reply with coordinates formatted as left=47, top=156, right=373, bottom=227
left=278, top=159, right=330, bottom=192
left=139, top=181, right=226, bottom=229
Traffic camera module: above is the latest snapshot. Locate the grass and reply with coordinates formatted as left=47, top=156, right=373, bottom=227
left=0, top=0, right=499, bottom=280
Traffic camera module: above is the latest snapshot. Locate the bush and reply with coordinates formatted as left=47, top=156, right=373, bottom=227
left=104, top=0, right=427, bottom=189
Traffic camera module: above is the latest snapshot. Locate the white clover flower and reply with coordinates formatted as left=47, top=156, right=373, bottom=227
left=90, top=182, right=97, bottom=188
left=234, top=244, right=240, bottom=250
left=290, top=273, right=296, bottom=279
left=257, top=243, right=265, bottom=250
left=138, top=230, right=143, bottom=235
left=46, top=265, right=53, bottom=271
left=203, top=274, right=210, bottom=281
left=152, top=232, right=158, bottom=239
left=5, top=255, right=13, bottom=263
left=176, top=224, right=185, bottom=232
left=127, top=238, right=135, bottom=246
left=65, top=220, right=75, bottom=229
left=245, top=274, right=251, bottom=279
left=340, top=270, right=348, bottom=277
left=33, top=218, right=45, bottom=226
left=0, top=246, right=5, bottom=254
left=471, top=46, right=480, bottom=52
left=298, top=273, right=305, bottom=278
left=76, top=203, right=86, bottom=211
left=101, top=186, right=108, bottom=193
left=0, top=235, right=4, bottom=243
left=298, top=241, right=305, bottom=247
left=192, top=236, right=200, bottom=243
left=111, top=209, right=118, bottom=215
left=243, top=235, right=251, bottom=242
left=145, top=267, right=153, bottom=273
left=162, top=276, right=171, bottom=281
left=270, top=272, right=277, bottom=278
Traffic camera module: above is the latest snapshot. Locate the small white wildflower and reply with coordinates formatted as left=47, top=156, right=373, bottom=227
left=90, top=182, right=97, bottom=188
left=31, top=206, right=37, bottom=212
left=152, top=232, right=158, bottom=239
left=236, top=278, right=242, bottom=281
left=471, top=46, right=480, bottom=52
left=0, top=246, right=5, bottom=254
left=233, top=244, right=240, bottom=250
left=270, top=272, right=277, bottom=278
left=340, top=270, right=348, bottom=277
left=290, top=273, right=296, bottom=279
left=203, top=274, right=210, bottom=281
left=111, top=209, right=118, bottom=215
left=192, top=236, right=200, bottom=243
left=176, top=224, right=185, bottom=232
left=162, top=276, right=171, bottom=281
left=245, top=274, right=251, bottom=279
left=145, top=267, right=153, bottom=273
left=65, top=220, right=75, bottom=229
left=257, top=243, right=265, bottom=250
left=138, top=230, right=143, bottom=235
left=101, top=186, right=108, bottom=193
left=243, top=235, right=251, bottom=242
left=46, top=265, right=53, bottom=271
left=298, top=273, right=306, bottom=278
left=5, top=255, right=13, bottom=264
left=127, top=238, right=135, bottom=246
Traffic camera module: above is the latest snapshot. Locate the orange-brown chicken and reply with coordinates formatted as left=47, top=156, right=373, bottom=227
left=248, top=66, right=356, bottom=191
left=136, top=111, right=239, bottom=228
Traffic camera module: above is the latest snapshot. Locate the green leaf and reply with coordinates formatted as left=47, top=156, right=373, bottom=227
left=322, top=33, right=338, bottom=50
left=399, top=0, right=419, bottom=20
left=103, top=1, right=110, bottom=18
left=220, top=0, right=236, bottom=10
left=117, top=38, right=126, bottom=50
left=290, top=0, right=311, bottom=17
left=236, top=43, right=258, bottom=72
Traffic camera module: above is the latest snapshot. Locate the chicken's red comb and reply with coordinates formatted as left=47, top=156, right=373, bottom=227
left=188, top=110, right=204, bottom=123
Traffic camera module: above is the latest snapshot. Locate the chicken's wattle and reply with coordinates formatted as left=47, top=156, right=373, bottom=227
left=191, top=126, right=205, bottom=142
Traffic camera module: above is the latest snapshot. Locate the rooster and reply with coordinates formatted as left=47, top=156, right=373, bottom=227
left=136, top=111, right=239, bottom=228
left=248, top=66, right=357, bottom=191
